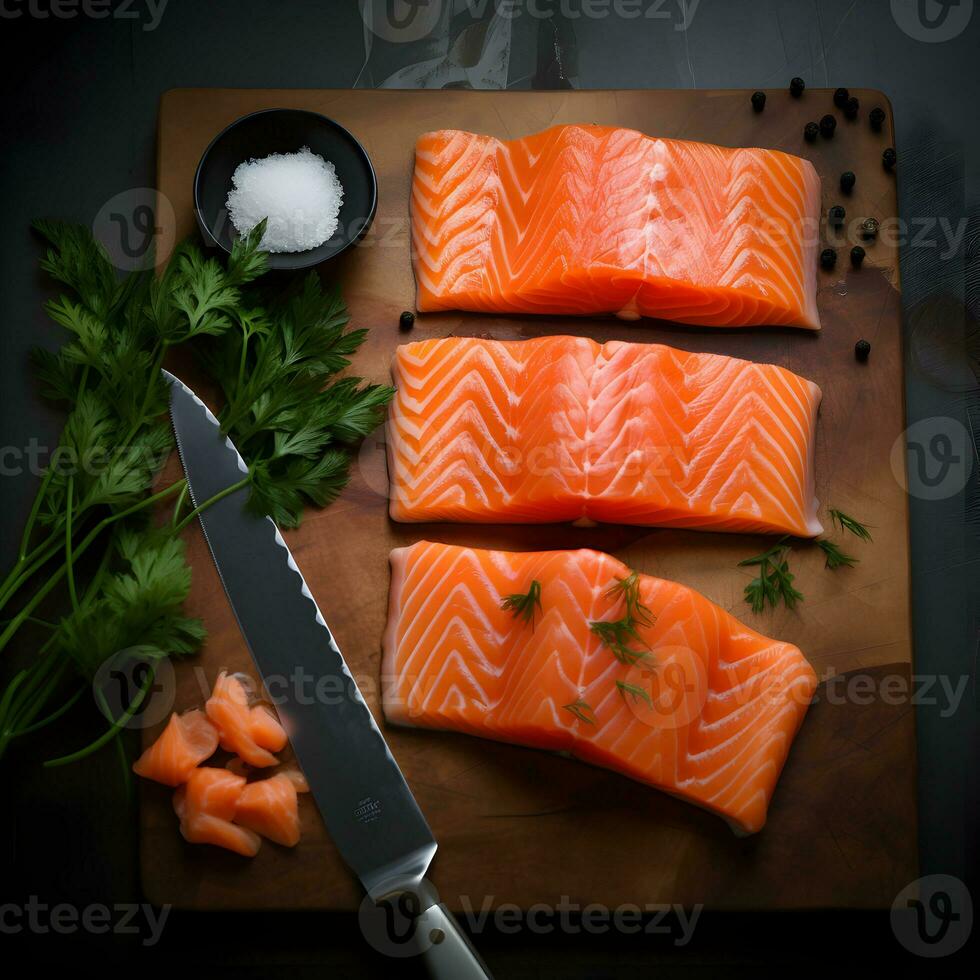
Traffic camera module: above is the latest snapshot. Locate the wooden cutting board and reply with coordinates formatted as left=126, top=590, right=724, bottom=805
left=143, top=88, right=916, bottom=911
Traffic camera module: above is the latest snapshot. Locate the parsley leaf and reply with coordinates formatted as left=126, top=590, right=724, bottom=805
left=55, top=528, right=205, bottom=679
left=202, top=272, right=394, bottom=527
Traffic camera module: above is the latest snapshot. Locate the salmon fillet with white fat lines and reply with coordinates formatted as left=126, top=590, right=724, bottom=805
left=411, top=125, right=822, bottom=329
left=382, top=541, right=817, bottom=835
left=387, top=336, right=823, bottom=536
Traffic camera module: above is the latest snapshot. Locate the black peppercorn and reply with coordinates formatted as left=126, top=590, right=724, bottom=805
left=861, top=217, right=880, bottom=240
left=834, top=87, right=850, bottom=108
left=829, top=205, right=846, bottom=228
left=840, top=171, right=856, bottom=194
left=882, top=147, right=897, bottom=170
left=870, top=106, right=886, bottom=131
left=820, top=114, right=837, bottom=138
left=855, top=339, right=871, bottom=362
left=851, top=245, right=866, bottom=268
left=790, top=77, right=806, bottom=97
left=399, top=310, right=416, bottom=331
left=751, top=91, right=766, bottom=112
left=821, top=248, right=837, bottom=270
left=804, top=121, right=820, bottom=142
left=844, top=96, right=859, bottom=120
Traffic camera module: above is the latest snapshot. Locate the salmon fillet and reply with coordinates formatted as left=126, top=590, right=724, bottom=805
left=387, top=337, right=823, bottom=536
left=382, top=542, right=817, bottom=835
left=411, top=125, right=822, bottom=329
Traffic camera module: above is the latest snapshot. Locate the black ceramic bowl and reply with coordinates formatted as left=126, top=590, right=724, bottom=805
left=193, top=108, right=378, bottom=271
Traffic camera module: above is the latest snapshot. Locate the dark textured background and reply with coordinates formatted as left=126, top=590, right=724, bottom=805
left=1, top=1, right=976, bottom=974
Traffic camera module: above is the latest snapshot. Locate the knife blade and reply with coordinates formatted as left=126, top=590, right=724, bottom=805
left=166, top=371, right=491, bottom=978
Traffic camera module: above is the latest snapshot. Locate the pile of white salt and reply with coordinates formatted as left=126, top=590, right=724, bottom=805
left=225, top=146, right=344, bottom=253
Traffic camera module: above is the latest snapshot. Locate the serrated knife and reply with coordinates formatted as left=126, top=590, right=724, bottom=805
left=165, top=371, right=492, bottom=978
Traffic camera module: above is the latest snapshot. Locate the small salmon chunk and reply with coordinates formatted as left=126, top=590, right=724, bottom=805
left=234, top=774, right=302, bottom=847
left=174, top=767, right=261, bottom=858
left=205, top=671, right=282, bottom=767
left=132, top=709, right=219, bottom=787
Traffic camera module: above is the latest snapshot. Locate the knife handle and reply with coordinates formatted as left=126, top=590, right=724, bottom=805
left=415, top=902, right=493, bottom=979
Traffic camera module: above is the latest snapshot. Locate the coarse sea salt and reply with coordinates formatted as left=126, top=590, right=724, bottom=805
left=225, top=146, right=344, bottom=253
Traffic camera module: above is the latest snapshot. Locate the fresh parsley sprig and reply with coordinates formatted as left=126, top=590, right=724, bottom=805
left=200, top=271, right=394, bottom=527
left=0, top=219, right=390, bottom=771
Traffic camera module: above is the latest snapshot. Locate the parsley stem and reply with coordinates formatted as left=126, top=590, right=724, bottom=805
left=0, top=670, right=28, bottom=739
left=0, top=535, right=67, bottom=616
left=17, top=467, right=54, bottom=562
left=4, top=632, right=60, bottom=714
left=0, top=655, right=70, bottom=758
left=237, top=324, right=251, bottom=396
left=0, top=616, right=58, bottom=631
left=173, top=477, right=250, bottom=534
left=10, top=683, right=84, bottom=739
left=171, top=481, right=190, bottom=529
left=65, top=477, right=79, bottom=612
left=15, top=365, right=90, bottom=566
left=0, top=624, right=72, bottom=760
left=0, top=479, right=186, bottom=656
left=43, top=663, right=155, bottom=768
left=120, top=342, right=168, bottom=448
left=15, top=364, right=92, bottom=570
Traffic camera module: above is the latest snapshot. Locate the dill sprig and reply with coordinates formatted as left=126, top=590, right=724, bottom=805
left=828, top=509, right=873, bottom=542
left=616, top=679, right=653, bottom=708
left=739, top=537, right=804, bottom=613
left=562, top=699, right=596, bottom=725
left=818, top=540, right=858, bottom=570
left=500, top=579, right=543, bottom=629
left=589, top=571, right=656, bottom=665
left=612, top=571, right=655, bottom=627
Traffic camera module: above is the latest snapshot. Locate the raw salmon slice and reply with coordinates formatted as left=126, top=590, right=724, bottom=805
left=387, top=337, right=822, bottom=536
left=234, top=774, right=302, bottom=847
left=382, top=541, right=818, bottom=835
left=132, top=709, right=219, bottom=787
left=412, top=125, right=822, bottom=329
left=205, top=671, right=283, bottom=768
left=174, top=767, right=262, bottom=857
